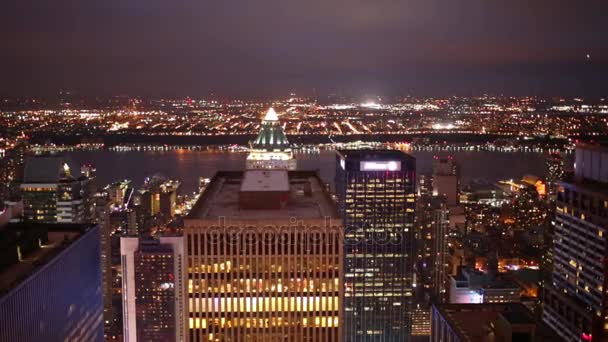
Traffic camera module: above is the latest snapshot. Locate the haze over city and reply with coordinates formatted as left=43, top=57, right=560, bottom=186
left=2, top=1, right=608, bottom=97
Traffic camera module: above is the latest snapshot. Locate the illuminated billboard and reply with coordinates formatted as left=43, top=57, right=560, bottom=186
left=360, top=161, right=401, bottom=171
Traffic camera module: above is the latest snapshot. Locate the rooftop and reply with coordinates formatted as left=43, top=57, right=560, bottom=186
left=0, top=223, right=94, bottom=296
left=560, top=174, right=608, bottom=195
left=240, top=170, right=289, bottom=192
left=336, top=149, right=416, bottom=161
left=23, top=156, right=67, bottom=183
left=435, top=303, right=560, bottom=342
left=186, top=171, right=339, bottom=220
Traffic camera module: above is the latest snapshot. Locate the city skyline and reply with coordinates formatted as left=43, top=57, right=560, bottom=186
left=2, top=2, right=607, bottom=341
left=0, top=105, right=601, bottom=341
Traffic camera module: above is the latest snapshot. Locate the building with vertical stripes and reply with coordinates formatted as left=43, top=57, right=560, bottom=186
left=0, top=223, right=103, bottom=341
left=184, top=170, right=343, bottom=341
left=335, top=150, right=416, bottom=341
left=121, top=236, right=186, bottom=342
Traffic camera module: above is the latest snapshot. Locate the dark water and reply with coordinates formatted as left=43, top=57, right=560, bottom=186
left=65, top=150, right=563, bottom=194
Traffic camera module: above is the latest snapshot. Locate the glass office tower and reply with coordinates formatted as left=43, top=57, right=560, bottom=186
left=335, top=150, right=416, bottom=341
left=0, top=223, right=103, bottom=341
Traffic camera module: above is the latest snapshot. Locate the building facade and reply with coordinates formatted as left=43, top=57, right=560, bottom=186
left=448, top=267, right=520, bottom=304
left=335, top=150, right=416, bottom=341
left=94, top=191, right=114, bottom=325
left=121, top=236, right=185, bottom=342
left=543, top=143, right=608, bottom=340
left=432, top=156, right=459, bottom=206
left=432, top=203, right=450, bottom=303
left=20, top=156, right=94, bottom=224
left=184, top=170, right=343, bottom=341
left=0, top=224, right=103, bottom=341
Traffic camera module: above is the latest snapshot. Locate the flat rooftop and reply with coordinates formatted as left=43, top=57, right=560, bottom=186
left=336, top=149, right=415, bottom=161
left=0, top=223, right=92, bottom=296
left=436, top=303, right=559, bottom=342
left=187, top=171, right=339, bottom=220
left=558, top=174, right=608, bottom=200
left=240, top=170, right=289, bottom=192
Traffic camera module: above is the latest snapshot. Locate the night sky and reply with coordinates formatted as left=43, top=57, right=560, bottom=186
left=2, top=1, right=607, bottom=97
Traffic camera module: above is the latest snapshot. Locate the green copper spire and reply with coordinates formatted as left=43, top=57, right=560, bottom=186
left=252, top=108, right=290, bottom=151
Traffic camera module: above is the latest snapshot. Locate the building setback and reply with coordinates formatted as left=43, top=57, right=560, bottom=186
left=184, top=170, right=343, bottom=341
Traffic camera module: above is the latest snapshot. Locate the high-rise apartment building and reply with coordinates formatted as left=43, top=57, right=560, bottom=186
left=121, top=236, right=185, bottom=342
left=543, top=143, right=608, bottom=341
left=335, top=150, right=416, bottom=341
left=0, top=223, right=103, bottom=341
left=184, top=170, right=343, bottom=341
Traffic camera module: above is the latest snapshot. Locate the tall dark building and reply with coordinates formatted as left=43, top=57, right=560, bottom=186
left=0, top=138, right=28, bottom=208
left=121, top=237, right=185, bottom=342
left=336, top=150, right=416, bottom=341
left=94, top=191, right=114, bottom=326
left=545, top=152, right=565, bottom=196
left=414, top=195, right=450, bottom=304
left=432, top=156, right=459, bottom=206
left=543, top=143, right=608, bottom=341
left=431, top=202, right=450, bottom=303
left=0, top=223, right=103, bottom=341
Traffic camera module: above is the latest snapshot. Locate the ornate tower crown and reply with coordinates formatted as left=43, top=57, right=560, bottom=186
left=252, top=108, right=290, bottom=151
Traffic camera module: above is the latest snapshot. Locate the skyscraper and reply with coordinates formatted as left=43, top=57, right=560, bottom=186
left=335, top=150, right=416, bottom=341
left=185, top=170, right=343, bottom=341
left=20, top=156, right=94, bottom=223
left=159, top=180, right=179, bottom=218
left=121, top=236, right=185, bottom=342
left=432, top=156, right=459, bottom=206
left=545, top=152, right=565, bottom=196
left=543, top=143, right=608, bottom=340
left=432, top=202, right=450, bottom=303
left=246, top=108, right=297, bottom=170
left=0, top=137, right=28, bottom=208
left=0, top=223, right=103, bottom=341
left=94, top=191, right=114, bottom=326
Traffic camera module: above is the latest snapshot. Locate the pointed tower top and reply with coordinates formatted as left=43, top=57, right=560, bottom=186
left=264, top=107, right=279, bottom=121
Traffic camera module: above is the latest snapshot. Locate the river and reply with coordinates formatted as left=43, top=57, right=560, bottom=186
left=63, top=150, right=565, bottom=194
